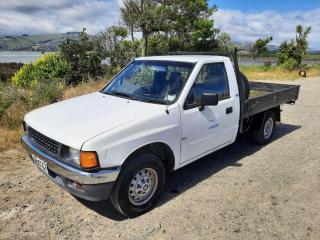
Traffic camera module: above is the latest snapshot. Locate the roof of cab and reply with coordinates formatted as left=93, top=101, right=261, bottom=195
left=136, top=55, right=228, bottom=63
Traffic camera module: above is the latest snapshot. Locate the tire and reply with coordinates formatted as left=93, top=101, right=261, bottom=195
left=253, top=111, right=276, bottom=145
left=110, top=153, right=166, bottom=217
left=299, top=69, right=307, bottom=77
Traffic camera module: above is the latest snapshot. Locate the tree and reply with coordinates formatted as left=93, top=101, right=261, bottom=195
left=161, top=0, right=219, bottom=51
left=99, top=26, right=129, bottom=68
left=277, top=25, right=312, bottom=70
left=295, top=25, right=312, bottom=63
left=249, top=36, right=273, bottom=62
left=120, top=0, right=219, bottom=55
left=217, top=32, right=234, bottom=51
left=120, top=0, right=161, bottom=56
left=59, top=29, right=105, bottom=84
left=148, top=33, right=169, bottom=55
left=121, top=6, right=136, bottom=42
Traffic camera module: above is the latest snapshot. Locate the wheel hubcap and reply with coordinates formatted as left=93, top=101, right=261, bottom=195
left=263, top=117, right=274, bottom=139
left=128, top=168, right=158, bottom=206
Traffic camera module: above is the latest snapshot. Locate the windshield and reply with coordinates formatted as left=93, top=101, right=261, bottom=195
left=102, top=60, right=195, bottom=104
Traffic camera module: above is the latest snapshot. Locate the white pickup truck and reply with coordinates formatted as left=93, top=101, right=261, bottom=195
left=22, top=51, right=300, bottom=217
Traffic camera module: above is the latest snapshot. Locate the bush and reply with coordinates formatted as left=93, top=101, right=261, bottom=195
left=281, top=58, right=299, bottom=71
left=0, top=84, right=27, bottom=121
left=12, top=53, right=70, bottom=88
left=277, top=25, right=311, bottom=71
left=0, top=80, right=65, bottom=130
left=0, top=85, right=17, bottom=119
left=30, top=79, right=65, bottom=107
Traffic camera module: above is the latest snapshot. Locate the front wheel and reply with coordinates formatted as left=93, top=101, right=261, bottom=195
left=110, top=153, right=166, bottom=217
left=253, top=111, right=276, bottom=145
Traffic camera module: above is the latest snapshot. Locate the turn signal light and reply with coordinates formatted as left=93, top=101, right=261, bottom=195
left=80, top=151, right=99, bottom=169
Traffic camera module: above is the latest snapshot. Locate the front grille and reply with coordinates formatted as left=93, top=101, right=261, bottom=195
left=28, top=128, right=59, bottom=155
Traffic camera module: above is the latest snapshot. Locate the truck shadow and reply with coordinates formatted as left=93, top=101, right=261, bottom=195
left=76, top=122, right=300, bottom=221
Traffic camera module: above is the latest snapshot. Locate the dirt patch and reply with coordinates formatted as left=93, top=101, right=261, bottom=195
left=1, top=78, right=319, bottom=240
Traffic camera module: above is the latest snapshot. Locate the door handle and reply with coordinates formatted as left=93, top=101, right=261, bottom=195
left=226, top=107, right=233, bottom=114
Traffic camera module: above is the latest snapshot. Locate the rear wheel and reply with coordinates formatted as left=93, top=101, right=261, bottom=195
left=253, top=111, right=276, bottom=144
left=110, top=153, right=166, bottom=217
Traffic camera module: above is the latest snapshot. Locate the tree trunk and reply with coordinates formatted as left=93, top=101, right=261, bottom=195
left=131, top=25, right=134, bottom=42
left=252, top=51, right=257, bottom=63
left=142, top=30, right=148, bottom=56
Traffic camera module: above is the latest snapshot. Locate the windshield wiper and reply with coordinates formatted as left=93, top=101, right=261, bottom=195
left=109, top=91, right=135, bottom=100
left=141, top=98, right=167, bottom=105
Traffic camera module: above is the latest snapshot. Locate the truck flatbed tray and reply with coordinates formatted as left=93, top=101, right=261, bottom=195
left=244, top=82, right=300, bottom=118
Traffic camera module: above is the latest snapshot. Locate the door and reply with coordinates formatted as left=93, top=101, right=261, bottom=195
left=180, top=62, right=238, bottom=163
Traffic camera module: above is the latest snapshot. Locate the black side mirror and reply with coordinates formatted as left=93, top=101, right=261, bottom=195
left=199, top=92, right=218, bottom=111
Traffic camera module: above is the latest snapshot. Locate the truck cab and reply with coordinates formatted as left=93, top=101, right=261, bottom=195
left=22, top=52, right=299, bottom=217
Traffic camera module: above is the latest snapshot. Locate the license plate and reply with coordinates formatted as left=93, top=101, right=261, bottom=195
left=31, top=154, right=48, bottom=174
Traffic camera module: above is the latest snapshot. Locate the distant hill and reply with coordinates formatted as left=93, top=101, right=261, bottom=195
left=307, top=49, right=320, bottom=54
left=0, top=32, right=80, bottom=51
left=267, top=44, right=279, bottom=52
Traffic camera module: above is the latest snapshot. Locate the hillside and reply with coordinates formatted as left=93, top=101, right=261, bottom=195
left=0, top=32, right=80, bottom=51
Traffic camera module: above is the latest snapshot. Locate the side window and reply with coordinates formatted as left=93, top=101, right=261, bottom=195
left=185, top=63, right=230, bottom=109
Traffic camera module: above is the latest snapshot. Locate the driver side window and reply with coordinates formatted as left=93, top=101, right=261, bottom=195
left=184, top=62, right=230, bottom=109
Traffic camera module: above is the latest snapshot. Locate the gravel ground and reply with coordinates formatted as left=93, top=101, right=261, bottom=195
left=0, top=77, right=319, bottom=240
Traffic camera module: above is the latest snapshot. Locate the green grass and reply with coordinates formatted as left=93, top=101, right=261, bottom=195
left=239, top=53, right=320, bottom=59
left=240, top=64, right=320, bottom=80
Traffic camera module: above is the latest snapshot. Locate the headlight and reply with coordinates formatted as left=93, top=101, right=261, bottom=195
left=63, top=147, right=80, bottom=165
left=61, top=147, right=99, bottom=169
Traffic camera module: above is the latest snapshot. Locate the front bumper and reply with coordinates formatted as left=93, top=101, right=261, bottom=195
left=21, top=135, right=120, bottom=201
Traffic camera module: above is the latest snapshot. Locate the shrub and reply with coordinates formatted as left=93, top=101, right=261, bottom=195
left=0, top=84, right=27, bottom=121
left=277, top=25, right=311, bottom=71
left=12, top=53, right=70, bottom=88
left=281, top=58, right=299, bottom=71
left=0, top=85, right=17, bottom=119
left=30, top=79, right=65, bottom=107
left=0, top=80, right=65, bottom=130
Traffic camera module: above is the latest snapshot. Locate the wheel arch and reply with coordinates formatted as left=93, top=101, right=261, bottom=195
left=251, top=106, right=280, bottom=129
left=121, top=142, right=176, bottom=174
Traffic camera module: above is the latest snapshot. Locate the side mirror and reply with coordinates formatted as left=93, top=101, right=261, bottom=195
left=199, top=92, right=218, bottom=111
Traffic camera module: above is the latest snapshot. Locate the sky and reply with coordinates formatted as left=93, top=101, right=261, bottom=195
left=210, top=0, right=320, bottom=49
left=0, top=0, right=320, bottom=49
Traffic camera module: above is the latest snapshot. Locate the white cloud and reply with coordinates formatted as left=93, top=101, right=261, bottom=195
left=0, top=1, right=319, bottom=50
left=213, top=8, right=320, bottom=49
left=0, top=0, right=120, bottom=35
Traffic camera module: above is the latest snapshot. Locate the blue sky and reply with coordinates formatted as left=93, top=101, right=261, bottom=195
left=0, top=0, right=319, bottom=49
left=210, top=0, right=320, bottom=49
left=209, top=0, right=320, bottom=12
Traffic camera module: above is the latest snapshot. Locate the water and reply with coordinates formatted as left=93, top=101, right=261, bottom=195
left=0, top=51, right=44, bottom=63
left=0, top=51, right=262, bottom=66
left=239, top=61, right=276, bottom=66
left=1, top=51, right=319, bottom=66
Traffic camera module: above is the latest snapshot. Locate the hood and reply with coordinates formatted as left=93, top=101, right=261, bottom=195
left=25, top=92, right=164, bottom=149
